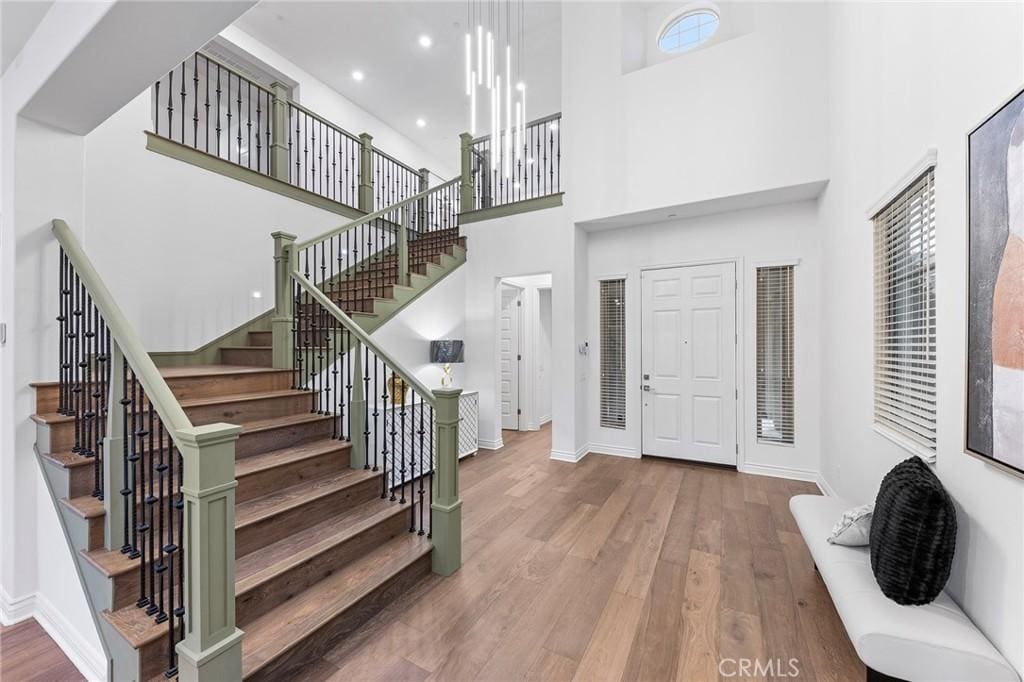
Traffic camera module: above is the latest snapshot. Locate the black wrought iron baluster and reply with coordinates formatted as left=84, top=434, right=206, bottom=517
left=372, top=353, right=380, bottom=476
left=236, top=74, right=243, bottom=165
left=255, top=86, right=262, bottom=172
left=163, top=424, right=178, bottom=676
left=295, top=112, right=302, bottom=188
left=386, top=366, right=395, bottom=501
left=154, top=420, right=168, bottom=624
left=179, top=60, right=186, bottom=146
left=172, top=441, right=185, bottom=678
left=82, top=290, right=93, bottom=465
left=57, top=250, right=66, bottom=415
left=120, top=357, right=133, bottom=555
left=302, top=113, right=309, bottom=191
left=215, top=65, right=222, bottom=158
left=556, top=120, right=561, bottom=192
left=127, top=370, right=141, bottom=560
left=399, top=387, right=406, bottom=504
left=291, top=277, right=300, bottom=390
left=363, top=344, right=371, bottom=470
left=204, top=57, right=210, bottom=153
left=418, top=392, right=425, bottom=534
left=428, top=405, right=434, bottom=537
left=72, top=273, right=82, bottom=454
left=246, top=80, right=252, bottom=170
left=135, top=379, right=150, bottom=607
left=192, top=54, right=199, bottom=148
left=329, top=129, right=335, bottom=202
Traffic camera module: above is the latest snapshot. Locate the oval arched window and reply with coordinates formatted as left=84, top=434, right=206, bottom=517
left=658, top=10, right=720, bottom=54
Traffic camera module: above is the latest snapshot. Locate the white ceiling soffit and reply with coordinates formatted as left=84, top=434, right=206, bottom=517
left=233, top=1, right=562, bottom=164
left=578, top=181, right=830, bottom=232
left=1, top=0, right=55, bottom=76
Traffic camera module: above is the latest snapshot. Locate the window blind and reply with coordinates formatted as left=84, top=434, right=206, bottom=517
left=756, top=266, right=795, bottom=445
left=599, top=279, right=626, bottom=429
left=872, top=168, right=937, bottom=453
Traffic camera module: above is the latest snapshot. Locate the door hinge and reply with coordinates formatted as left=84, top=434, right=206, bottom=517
left=517, top=408, right=522, bottom=415
left=735, top=444, right=739, bottom=455
left=735, top=388, right=738, bottom=399
left=517, top=300, right=522, bottom=307
left=517, top=354, right=522, bottom=361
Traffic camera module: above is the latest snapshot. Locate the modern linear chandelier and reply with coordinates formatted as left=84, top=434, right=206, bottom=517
left=465, top=0, right=526, bottom=178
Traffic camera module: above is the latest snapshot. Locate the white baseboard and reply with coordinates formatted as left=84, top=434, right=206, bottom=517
left=539, top=414, right=552, bottom=426
left=550, top=443, right=589, bottom=463
left=34, top=593, right=106, bottom=682
left=0, top=589, right=106, bottom=682
left=0, top=585, right=35, bottom=625
left=478, top=437, right=504, bottom=450
left=739, top=461, right=819, bottom=484
left=815, top=472, right=839, bottom=497
left=587, top=442, right=640, bottom=459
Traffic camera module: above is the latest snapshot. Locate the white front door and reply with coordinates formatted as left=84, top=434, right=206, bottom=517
left=641, top=262, right=737, bottom=465
left=499, top=285, right=522, bottom=430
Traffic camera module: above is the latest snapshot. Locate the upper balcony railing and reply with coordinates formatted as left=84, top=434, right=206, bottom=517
left=461, top=112, right=561, bottom=215
left=151, top=52, right=431, bottom=214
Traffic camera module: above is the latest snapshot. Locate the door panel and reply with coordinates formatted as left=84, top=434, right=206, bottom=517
left=500, top=286, right=521, bottom=430
left=642, top=262, right=737, bottom=465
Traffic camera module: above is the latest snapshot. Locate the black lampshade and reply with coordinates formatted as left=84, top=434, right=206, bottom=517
left=430, top=339, right=464, bottom=363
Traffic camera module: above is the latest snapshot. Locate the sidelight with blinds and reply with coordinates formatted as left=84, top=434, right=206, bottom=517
left=756, top=266, right=795, bottom=445
left=599, top=279, right=626, bottom=429
left=872, top=169, right=937, bottom=453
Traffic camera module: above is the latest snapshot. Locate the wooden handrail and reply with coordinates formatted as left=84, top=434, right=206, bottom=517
left=290, top=270, right=437, bottom=408
left=51, top=219, right=193, bottom=434
left=294, top=178, right=460, bottom=250
left=469, top=111, right=561, bottom=145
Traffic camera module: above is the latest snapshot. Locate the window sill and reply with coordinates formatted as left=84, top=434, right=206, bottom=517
left=872, top=423, right=937, bottom=464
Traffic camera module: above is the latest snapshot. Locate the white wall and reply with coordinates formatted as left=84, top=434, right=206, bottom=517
left=371, top=266, right=467, bottom=391
left=585, top=199, right=821, bottom=478
left=538, top=288, right=553, bottom=424
left=563, top=1, right=828, bottom=223
left=818, top=1, right=1024, bottom=673
left=461, top=206, right=587, bottom=458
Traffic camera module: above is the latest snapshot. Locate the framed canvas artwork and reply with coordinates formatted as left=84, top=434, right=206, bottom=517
left=966, top=85, right=1024, bottom=478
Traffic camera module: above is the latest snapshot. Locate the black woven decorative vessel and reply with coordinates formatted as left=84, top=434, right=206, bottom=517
left=869, top=456, right=957, bottom=605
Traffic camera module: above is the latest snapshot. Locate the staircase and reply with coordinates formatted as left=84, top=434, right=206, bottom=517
left=33, top=209, right=465, bottom=680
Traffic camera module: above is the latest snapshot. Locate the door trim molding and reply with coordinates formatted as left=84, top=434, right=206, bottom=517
left=638, top=257, right=745, bottom=465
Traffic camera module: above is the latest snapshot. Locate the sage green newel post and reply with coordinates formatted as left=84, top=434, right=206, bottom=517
left=459, top=133, right=474, bottom=212
left=269, top=83, right=290, bottom=182
left=431, top=389, right=462, bottom=576
left=104, top=342, right=126, bottom=550
left=175, top=423, right=245, bottom=682
left=271, top=231, right=297, bottom=369
left=358, top=133, right=374, bottom=213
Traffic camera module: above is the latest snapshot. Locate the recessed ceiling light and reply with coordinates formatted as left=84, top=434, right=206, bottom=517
left=419, top=35, right=432, bottom=48
left=416, top=118, right=427, bottom=128
left=351, top=70, right=364, bottom=81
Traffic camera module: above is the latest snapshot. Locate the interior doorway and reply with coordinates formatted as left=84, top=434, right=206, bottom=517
left=498, top=274, right=553, bottom=433
left=640, top=261, right=738, bottom=465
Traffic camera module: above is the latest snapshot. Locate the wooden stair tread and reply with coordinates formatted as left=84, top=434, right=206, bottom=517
left=40, top=449, right=93, bottom=469
left=157, top=365, right=290, bottom=378
left=81, top=439, right=355, bottom=579
left=235, top=469, right=379, bottom=531
left=235, top=496, right=404, bottom=589
left=221, top=345, right=272, bottom=351
left=31, top=412, right=73, bottom=425
left=239, top=412, right=334, bottom=434
left=234, top=439, right=350, bottom=480
left=178, top=388, right=308, bottom=410
left=60, top=495, right=104, bottom=519
left=98, top=502, right=416, bottom=652
left=240, top=533, right=432, bottom=677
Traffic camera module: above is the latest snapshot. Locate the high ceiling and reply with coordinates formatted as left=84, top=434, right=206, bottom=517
left=235, top=1, right=562, bottom=166
left=2, top=0, right=54, bottom=75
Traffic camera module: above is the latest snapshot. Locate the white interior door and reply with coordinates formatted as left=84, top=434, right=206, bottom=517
left=499, top=285, right=521, bottom=430
left=641, top=262, right=737, bottom=465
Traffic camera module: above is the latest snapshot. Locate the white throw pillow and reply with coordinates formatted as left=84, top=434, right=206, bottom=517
left=827, top=503, right=874, bottom=546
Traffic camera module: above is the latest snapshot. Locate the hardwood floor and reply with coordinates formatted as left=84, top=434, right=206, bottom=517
left=301, top=425, right=864, bottom=681
left=0, top=618, right=86, bottom=681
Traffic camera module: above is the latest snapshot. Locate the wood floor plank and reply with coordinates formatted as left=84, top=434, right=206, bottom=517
left=300, top=425, right=861, bottom=682
left=571, top=590, right=645, bottom=682
left=676, top=549, right=722, bottom=682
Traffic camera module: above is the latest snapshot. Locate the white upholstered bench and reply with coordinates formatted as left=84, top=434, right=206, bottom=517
left=790, top=494, right=1020, bottom=682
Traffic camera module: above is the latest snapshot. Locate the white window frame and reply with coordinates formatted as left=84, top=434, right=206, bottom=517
left=869, top=153, right=938, bottom=461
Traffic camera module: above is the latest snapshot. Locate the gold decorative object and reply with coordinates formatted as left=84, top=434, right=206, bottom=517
left=387, top=371, right=408, bottom=406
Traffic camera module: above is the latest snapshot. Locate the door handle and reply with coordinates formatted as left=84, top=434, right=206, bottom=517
left=642, top=385, right=651, bottom=392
